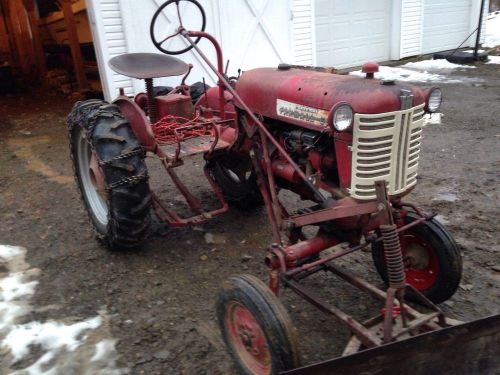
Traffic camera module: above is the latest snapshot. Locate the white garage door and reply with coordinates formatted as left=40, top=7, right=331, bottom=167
left=314, top=0, right=392, bottom=69
left=87, top=0, right=292, bottom=101
left=422, top=0, right=472, bottom=53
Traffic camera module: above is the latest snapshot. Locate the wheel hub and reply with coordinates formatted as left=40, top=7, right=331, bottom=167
left=237, top=324, right=260, bottom=355
left=77, top=129, right=109, bottom=228
left=89, top=152, right=107, bottom=199
left=226, top=301, right=271, bottom=374
left=402, top=234, right=439, bottom=291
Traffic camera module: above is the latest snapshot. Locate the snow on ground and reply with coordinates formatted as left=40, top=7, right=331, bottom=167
left=350, top=65, right=447, bottom=82
left=0, top=245, right=125, bottom=375
left=484, top=12, right=500, bottom=48
left=402, top=59, right=475, bottom=70
left=486, top=55, right=500, bottom=64
left=423, top=113, right=442, bottom=126
left=349, top=60, right=472, bottom=83
left=349, top=55, right=485, bottom=83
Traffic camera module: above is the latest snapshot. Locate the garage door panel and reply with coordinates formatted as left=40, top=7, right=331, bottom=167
left=314, top=0, right=392, bottom=69
left=422, top=0, right=472, bottom=53
left=351, top=19, right=387, bottom=37
left=330, top=0, right=350, bottom=14
left=330, top=23, right=352, bottom=40
left=315, top=24, right=330, bottom=43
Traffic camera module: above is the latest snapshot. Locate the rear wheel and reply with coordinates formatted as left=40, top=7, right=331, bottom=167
left=216, top=275, right=300, bottom=375
left=371, top=212, right=462, bottom=304
left=207, top=154, right=263, bottom=210
left=68, top=100, right=152, bottom=249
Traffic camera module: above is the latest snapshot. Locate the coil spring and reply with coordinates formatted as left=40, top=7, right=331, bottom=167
left=380, top=224, right=406, bottom=289
left=145, top=78, right=158, bottom=123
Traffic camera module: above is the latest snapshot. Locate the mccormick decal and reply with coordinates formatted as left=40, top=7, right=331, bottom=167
left=276, top=99, right=329, bottom=127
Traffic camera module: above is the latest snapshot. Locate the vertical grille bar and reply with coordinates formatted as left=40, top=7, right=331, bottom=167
left=400, top=111, right=412, bottom=189
left=395, top=113, right=406, bottom=191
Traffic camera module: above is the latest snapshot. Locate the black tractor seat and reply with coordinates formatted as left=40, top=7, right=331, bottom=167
left=108, top=53, right=189, bottom=79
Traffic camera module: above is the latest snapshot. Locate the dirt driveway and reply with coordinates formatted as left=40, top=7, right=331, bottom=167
left=0, top=62, right=499, bottom=374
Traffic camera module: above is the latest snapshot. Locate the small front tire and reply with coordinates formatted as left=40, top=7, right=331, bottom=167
left=216, top=275, right=300, bottom=375
left=371, top=212, right=462, bottom=304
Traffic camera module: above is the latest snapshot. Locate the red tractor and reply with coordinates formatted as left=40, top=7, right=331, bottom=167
left=67, top=1, right=499, bottom=374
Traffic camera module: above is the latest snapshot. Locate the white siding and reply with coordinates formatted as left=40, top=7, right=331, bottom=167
left=292, top=0, right=314, bottom=66
left=400, top=0, right=489, bottom=59
left=400, top=0, right=423, bottom=58
left=86, top=0, right=134, bottom=100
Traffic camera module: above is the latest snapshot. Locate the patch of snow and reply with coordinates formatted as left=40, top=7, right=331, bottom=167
left=486, top=55, right=500, bottom=64
left=0, top=245, right=36, bottom=331
left=402, top=59, right=475, bottom=70
left=13, top=351, right=57, bottom=375
left=433, top=191, right=458, bottom=202
left=423, top=113, right=442, bottom=126
left=1, top=273, right=38, bottom=302
left=464, top=49, right=485, bottom=53
left=0, top=245, right=126, bottom=375
left=350, top=65, right=458, bottom=83
left=4, top=317, right=102, bottom=361
left=484, top=12, right=500, bottom=48
left=91, top=339, right=118, bottom=362
left=350, top=57, right=484, bottom=83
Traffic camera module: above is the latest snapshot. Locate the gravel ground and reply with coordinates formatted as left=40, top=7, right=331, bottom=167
left=0, top=61, right=499, bottom=374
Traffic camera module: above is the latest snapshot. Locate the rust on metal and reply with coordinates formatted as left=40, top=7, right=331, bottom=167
left=290, top=201, right=379, bottom=227
left=281, top=314, right=500, bottom=375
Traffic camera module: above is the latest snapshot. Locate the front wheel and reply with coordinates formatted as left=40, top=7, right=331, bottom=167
left=68, top=100, right=152, bottom=249
left=371, top=212, right=462, bottom=304
left=216, top=275, right=300, bottom=375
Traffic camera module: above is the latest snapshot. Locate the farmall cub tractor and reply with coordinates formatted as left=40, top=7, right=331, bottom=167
left=67, top=1, right=499, bottom=374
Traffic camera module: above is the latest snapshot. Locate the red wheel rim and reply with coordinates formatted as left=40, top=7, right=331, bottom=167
left=225, top=301, right=272, bottom=375
left=402, top=233, right=439, bottom=291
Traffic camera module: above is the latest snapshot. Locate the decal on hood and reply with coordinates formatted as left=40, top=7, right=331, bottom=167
left=276, top=99, right=329, bottom=127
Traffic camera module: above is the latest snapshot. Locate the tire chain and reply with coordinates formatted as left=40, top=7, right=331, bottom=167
left=106, top=172, right=149, bottom=191
left=84, top=105, right=150, bottom=191
left=98, top=147, right=145, bottom=166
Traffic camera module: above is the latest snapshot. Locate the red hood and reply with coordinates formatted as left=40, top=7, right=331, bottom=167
left=235, top=67, right=426, bottom=131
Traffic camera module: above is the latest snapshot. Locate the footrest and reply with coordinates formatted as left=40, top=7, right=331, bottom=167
left=159, top=135, right=230, bottom=159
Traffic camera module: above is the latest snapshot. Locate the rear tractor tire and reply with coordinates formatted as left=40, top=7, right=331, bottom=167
left=207, top=154, right=263, bottom=210
left=371, top=212, right=462, bottom=304
left=216, top=275, right=300, bottom=375
left=68, top=100, right=152, bottom=250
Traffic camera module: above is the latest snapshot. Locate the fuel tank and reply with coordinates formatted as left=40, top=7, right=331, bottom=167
left=235, top=67, right=426, bottom=131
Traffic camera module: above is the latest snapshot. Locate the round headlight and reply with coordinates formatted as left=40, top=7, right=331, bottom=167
left=332, top=104, right=353, bottom=131
left=427, top=88, right=442, bottom=113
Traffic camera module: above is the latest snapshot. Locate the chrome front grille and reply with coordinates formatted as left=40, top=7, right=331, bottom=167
left=349, top=104, right=425, bottom=200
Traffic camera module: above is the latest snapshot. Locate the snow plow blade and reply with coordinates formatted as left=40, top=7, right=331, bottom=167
left=281, top=314, right=500, bottom=375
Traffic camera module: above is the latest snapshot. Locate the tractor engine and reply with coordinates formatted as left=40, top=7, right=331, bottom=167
left=273, top=126, right=337, bottom=199
left=233, top=65, right=441, bottom=203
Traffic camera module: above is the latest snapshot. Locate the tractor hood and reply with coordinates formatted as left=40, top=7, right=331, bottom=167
left=235, top=67, right=427, bottom=131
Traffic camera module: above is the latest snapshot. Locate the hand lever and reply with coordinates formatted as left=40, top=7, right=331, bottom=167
left=181, top=64, right=193, bottom=86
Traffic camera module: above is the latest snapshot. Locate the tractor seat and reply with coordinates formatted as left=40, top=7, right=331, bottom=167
left=108, top=53, right=189, bottom=79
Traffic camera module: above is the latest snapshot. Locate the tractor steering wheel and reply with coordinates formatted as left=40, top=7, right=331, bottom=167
left=150, top=0, right=206, bottom=56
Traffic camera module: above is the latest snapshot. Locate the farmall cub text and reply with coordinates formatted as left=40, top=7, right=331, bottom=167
left=67, top=1, right=499, bottom=374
